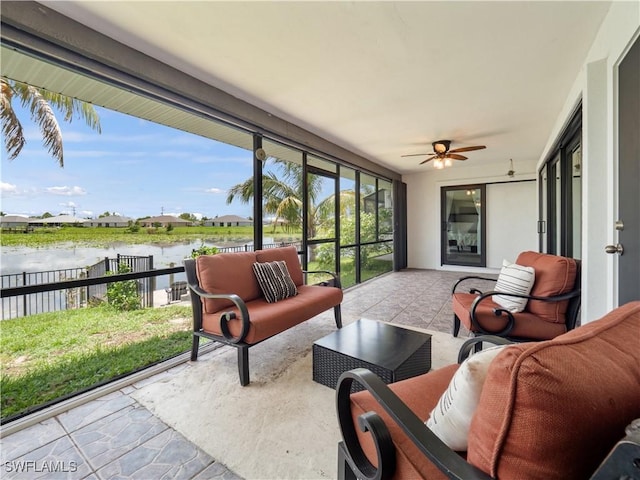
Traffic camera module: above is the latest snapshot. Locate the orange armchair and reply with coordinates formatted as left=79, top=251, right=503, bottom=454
left=452, top=251, right=581, bottom=342
left=336, top=302, right=640, bottom=480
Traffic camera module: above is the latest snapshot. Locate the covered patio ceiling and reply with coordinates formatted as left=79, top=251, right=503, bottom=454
left=40, top=2, right=610, bottom=173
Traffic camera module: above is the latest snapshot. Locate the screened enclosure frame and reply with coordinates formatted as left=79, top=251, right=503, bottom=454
left=1, top=5, right=403, bottom=287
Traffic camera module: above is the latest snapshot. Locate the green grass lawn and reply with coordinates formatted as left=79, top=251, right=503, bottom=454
left=0, top=305, right=196, bottom=420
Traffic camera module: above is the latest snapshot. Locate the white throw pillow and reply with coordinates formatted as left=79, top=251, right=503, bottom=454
left=493, top=259, right=535, bottom=313
left=426, top=345, right=507, bottom=451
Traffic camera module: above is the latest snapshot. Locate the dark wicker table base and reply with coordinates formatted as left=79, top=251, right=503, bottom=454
left=312, top=318, right=432, bottom=391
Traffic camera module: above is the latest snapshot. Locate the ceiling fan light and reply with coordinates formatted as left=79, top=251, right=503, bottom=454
left=444, top=158, right=453, bottom=167
left=434, top=159, right=444, bottom=169
left=434, top=143, right=447, bottom=154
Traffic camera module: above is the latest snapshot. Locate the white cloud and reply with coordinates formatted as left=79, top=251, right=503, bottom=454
left=45, top=186, right=87, bottom=196
left=1, top=182, right=18, bottom=195
left=206, top=187, right=226, bottom=194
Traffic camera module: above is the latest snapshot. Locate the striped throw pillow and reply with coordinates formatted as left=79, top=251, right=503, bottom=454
left=252, top=261, right=298, bottom=303
left=493, top=259, right=535, bottom=312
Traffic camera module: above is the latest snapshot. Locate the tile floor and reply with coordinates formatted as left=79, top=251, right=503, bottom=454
left=1, top=268, right=487, bottom=479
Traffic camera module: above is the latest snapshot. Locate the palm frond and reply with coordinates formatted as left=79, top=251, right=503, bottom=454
left=226, top=177, right=254, bottom=205
left=27, top=85, right=64, bottom=166
left=1, top=78, right=101, bottom=165
left=0, top=79, right=25, bottom=160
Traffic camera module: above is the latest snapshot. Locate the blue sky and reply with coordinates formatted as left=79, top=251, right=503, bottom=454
left=1, top=104, right=255, bottom=220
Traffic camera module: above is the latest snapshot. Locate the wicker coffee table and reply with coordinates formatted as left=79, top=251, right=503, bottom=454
left=312, top=318, right=432, bottom=391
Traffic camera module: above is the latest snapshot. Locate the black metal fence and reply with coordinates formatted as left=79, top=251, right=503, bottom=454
left=1, top=255, right=153, bottom=320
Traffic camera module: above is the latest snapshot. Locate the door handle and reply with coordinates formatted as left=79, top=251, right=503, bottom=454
left=604, top=244, right=624, bottom=255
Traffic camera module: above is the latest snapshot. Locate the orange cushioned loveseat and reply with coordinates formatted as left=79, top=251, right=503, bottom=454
left=184, top=245, right=343, bottom=385
left=336, top=301, right=640, bottom=479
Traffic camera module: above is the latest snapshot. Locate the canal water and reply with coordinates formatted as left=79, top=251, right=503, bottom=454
left=0, top=238, right=260, bottom=290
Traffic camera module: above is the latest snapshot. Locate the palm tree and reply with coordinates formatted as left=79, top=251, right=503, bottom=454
left=226, top=158, right=355, bottom=237
left=1, top=77, right=101, bottom=167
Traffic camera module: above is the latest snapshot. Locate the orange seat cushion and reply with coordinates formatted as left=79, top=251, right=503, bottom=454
left=468, top=301, right=640, bottom=480
left=452, top=292, right=567, bottom=340
left=202, top=284, right=343, bottom=344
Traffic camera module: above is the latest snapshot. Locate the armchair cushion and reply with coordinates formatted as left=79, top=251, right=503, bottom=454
left=350, top=364, right=460, bottom=479
left=515, top=251, right=577, bottom=322
left=468, top=302, right=640, bottom=479
left=426, top=345, right=508, bottom=450
left=452, top=293, right=567, bottom=339
left=493, top=259, right=535, bottom=312
left=252, top=260, right=298, bottom=303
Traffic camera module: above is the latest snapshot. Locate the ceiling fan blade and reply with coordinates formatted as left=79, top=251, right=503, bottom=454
left=401, top=153, right=434, bottom=158
left=448, top=145, right=486, bottom=153
left=419, top=155, right=437, bottom=165
left=446, top=153, right=468, bottom=160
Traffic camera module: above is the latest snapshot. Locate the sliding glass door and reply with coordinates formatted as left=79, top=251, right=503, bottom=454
left=538, top=107, right=581, bottom=258
left=306, top=156, right=339, bottom=284
left=441, top=185, right=486, bottom=266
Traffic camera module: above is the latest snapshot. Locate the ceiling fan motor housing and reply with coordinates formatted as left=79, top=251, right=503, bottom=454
left=433, top=140, right=451, bottom=154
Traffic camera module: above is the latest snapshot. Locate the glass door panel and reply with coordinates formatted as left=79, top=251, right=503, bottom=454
left=441, top=185, right=486, bottom=267
left=339, top=167, right=357, bottom=246
left=570, top=143, right=582, bottom=258
left=360, top=174, right=377, bottom=243
left=260, top=140, right=303, bottom=249
left=548, top=153, right=561, bottom=254
left=307, top=166, right=338, bottom=284
left=539, top=164, right=548, bottom=252
left=307, top=170, right=336, bottom=241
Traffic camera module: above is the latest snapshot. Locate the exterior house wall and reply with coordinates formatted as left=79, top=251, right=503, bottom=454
left=0, top=217, right=29, bottom=228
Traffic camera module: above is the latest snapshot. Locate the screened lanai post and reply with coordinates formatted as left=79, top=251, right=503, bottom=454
left=253, top=135, right=263, bottom=251
left=392, top=180, right=408, bottom=270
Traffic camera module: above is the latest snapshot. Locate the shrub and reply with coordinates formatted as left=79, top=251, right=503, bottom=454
left=191, top=245, right=219, bottom=258
left=107, top=264, right=141, bottom=311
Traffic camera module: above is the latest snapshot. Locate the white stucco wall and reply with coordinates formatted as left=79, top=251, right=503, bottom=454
left=486, top=181, right=538, bottom=266
left=404, top=160, right=537, bottom=272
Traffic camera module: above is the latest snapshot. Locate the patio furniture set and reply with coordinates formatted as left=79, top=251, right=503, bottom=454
left=185, top=247, right=639, bottom=479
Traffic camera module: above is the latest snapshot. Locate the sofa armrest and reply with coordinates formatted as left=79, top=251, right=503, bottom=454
left=186, top=282, right=251, bottom=344
left=303, top=269, right=342, bottom=289
left=451, top=275, right=497, bottom=296
left=336, top=368, right=492, bottom=480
